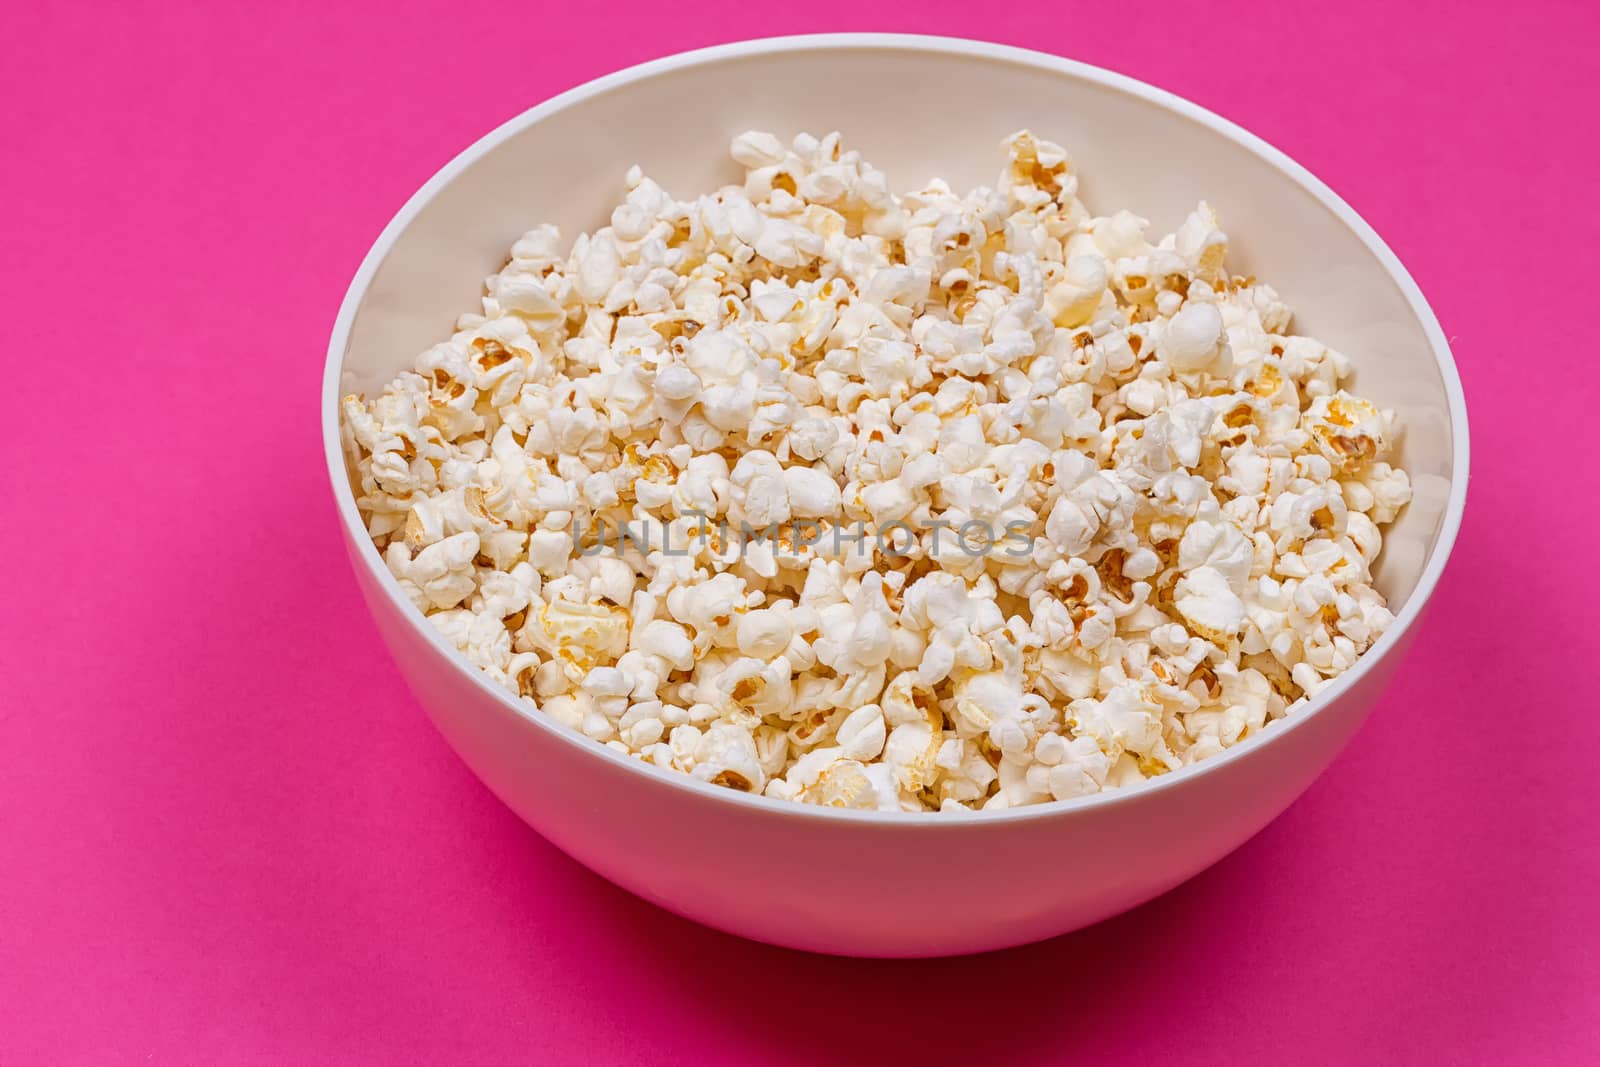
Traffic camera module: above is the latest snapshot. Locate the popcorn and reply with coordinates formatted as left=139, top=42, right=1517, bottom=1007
left=1303, top=391, right=1390, bottom=471
left=1178, top=519, right=1254, bottom=591
left=635, top=619, right=695, bottom=672
left=1042, top=734, right=1115, bottom=800
left=1159, top=302, right=1228, bottom=373
left=690, top=723, right=767, bottom=793
left=1174, top=566, right=1248, bottom=641
left=343, top=129, right=1410, bottom=812
left=386, top=531, right=479, bottom=610
left=835, top=703, right=889, bottom=761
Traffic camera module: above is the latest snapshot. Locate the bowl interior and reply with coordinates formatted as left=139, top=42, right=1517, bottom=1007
left=335, top=38, right=1459, bottom=610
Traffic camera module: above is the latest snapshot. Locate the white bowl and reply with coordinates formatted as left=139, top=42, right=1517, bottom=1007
left=323, top=34, right=1469, bottom=957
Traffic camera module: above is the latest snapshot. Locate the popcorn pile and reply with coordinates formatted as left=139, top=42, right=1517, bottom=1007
left=342, top=130, right=1412, bottom=811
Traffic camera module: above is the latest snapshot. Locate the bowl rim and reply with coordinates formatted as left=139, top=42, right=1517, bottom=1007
left=322, top=31, right=1471, bottom=826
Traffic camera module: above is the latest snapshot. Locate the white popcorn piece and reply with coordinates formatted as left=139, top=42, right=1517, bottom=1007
left=1174, top=566, right=1248, bottom=642
left=1178, top=519, right=1254, bottom=592
left=388, top=531, right=479, bottom=610
left=1159, top=301, right=1228, bottom=374
left=1303, top=391, right=1389, bottom=471
left=836, top=703, right=888, bottom=762
left=1044, top=735, right=1115, bottom=800
left=342, top=128, right=1410, bottom=811
left=636, top=619, right=696, bottom=672
left=690, top=723, right=766, bottom=793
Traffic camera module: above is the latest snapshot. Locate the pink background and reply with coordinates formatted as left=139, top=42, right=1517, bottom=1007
left=4, top=1, right=1597, bottom=1062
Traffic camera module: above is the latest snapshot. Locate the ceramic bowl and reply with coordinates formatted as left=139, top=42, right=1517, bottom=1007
left=323, top=34, right=1469, bottom=957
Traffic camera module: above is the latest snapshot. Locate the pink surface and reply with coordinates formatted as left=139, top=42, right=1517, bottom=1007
left=3, top=1, right=1596, bottom=1062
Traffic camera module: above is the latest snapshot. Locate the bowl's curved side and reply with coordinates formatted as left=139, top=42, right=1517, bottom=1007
left=349, top=526, right=1422, bottom=956
left=324, top=34, right=1469, bottom=955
